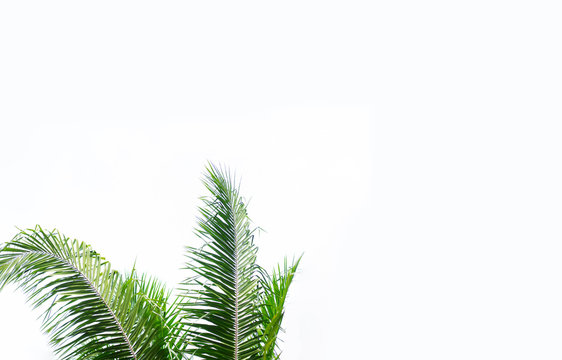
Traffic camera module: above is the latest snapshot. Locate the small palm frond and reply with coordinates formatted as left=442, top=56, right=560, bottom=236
left=0, top=226, right=183, bottom=360
left=129, top=274, right=187, bottom=360
left=181, top=163, right=261, bottom=360
left=257, top=257, right=301, bottom=360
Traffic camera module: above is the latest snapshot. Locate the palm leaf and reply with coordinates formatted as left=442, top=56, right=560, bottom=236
left=181, top=163, right=261, bottom=360
left=256, top=257, right=301, bottom=360
left=0, top=226, right=184, bottom=360
left=0, top=164, right=301, bottom=360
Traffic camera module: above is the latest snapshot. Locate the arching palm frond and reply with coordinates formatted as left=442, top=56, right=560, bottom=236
left=181, top=164, right=261, bottom=360
left=257, top=257, right=301, bottom=360
left=0, top=226, right=184, bottom=360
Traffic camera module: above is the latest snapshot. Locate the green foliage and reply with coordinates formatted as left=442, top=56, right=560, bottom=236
left=0, top=164, right=300, bottom=360
left=0, top=227, right=185, bottom=360
left=257, top=257, right=301, bottom=360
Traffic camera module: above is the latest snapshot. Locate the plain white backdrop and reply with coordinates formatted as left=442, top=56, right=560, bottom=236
left=0, top=1, right=561, bottom=359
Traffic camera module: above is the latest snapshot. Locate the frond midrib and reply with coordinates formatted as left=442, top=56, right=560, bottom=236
left=230, top=194, right=240, bottom=360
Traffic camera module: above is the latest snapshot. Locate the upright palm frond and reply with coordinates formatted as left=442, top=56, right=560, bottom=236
left=0, top=226, right=184, bottom=360
left=181, top=164, right=261, bottom=360
left=129, top=274, right=187, bottom=360
left=256, top=257, right=301, bottom=360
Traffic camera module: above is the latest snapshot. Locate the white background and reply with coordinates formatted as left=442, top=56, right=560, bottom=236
left=0, top=1, right=561, bottom=359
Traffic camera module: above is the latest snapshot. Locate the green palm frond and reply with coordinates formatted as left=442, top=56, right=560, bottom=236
left=0, top=226, right=184, bottom=360
left=129, top=274, right=187, bottom=360
left=257, top=257, right=301, bottom=360
left=0, top=163, right=301, bottom=360
left=181, top=163, right=261, bottom=360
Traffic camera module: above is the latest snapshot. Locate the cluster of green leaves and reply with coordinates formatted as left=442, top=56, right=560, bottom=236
left=0, top=164, right=300, bottom=360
